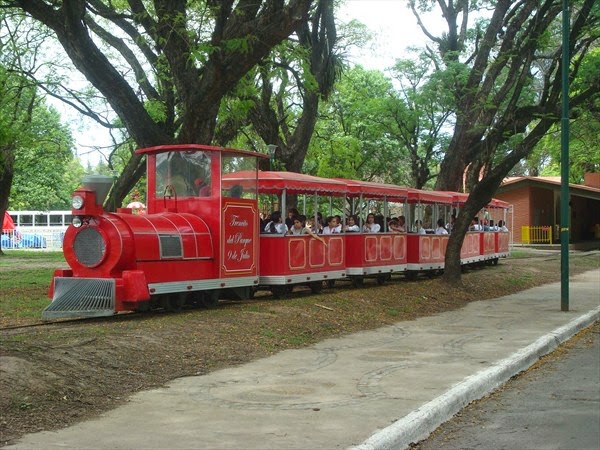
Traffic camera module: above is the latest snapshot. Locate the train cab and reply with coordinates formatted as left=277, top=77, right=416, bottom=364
left=44, top=144, right=265, bottom=319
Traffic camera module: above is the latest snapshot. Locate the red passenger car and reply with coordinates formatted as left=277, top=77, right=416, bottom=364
left=405, top=189, right=453, bottom=273
left=254, top=172, right=348, bottom=296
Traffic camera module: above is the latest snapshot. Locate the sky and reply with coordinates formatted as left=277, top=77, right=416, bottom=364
left=67, top=0, right=434, bottom=166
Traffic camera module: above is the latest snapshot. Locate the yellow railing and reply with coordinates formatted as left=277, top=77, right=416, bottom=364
left=521, top=225, right=553, bottom=244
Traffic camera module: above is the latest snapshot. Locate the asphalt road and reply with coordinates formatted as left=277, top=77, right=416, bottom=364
left=414, top=322, right=600, bottom=450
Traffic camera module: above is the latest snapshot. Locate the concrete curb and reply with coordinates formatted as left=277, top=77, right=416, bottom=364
left=351, top=306, right=600, bottom=450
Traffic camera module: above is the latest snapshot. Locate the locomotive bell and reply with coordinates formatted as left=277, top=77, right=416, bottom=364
left=82, top=175, right=114, bottom=206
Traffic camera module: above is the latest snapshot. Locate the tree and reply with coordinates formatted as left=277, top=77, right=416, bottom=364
left=0, top=66, right=33, bottom=256
left=2, top=0, right=320, bottom=209
left=409, top=0, right=600, bottom=283
left=309, top=65, right=406, bottom=182
left=388, top=55, right=454, bottom=189
left=9, top=105, right=78, bottom=210
left=228, top=0, right=340, bottom=175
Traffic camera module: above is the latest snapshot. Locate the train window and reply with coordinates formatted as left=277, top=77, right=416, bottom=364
left=155, top=151, right=211, bottom=198
left=221, top=155, right=257, bottom=200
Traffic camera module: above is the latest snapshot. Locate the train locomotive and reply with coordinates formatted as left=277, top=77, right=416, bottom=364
left=44, top=145, right=263, bottom=319
left=43, top=144, right=511, bottom=320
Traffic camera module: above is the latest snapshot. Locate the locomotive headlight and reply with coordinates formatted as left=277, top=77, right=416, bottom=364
left=72, top=195, right=84, bottom=210
left=72, top=216, right=83, bottom=228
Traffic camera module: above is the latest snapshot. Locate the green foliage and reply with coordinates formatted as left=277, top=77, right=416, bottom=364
left=309, top=66, right=403, bottom=181
left=9, top=104, right=79, bottom=210
left=524, top=48, right=600, bottom=183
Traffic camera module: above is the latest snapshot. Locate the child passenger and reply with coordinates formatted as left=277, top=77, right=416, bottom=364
left=287, top=215, right=311, bottom=235
left=323, top=216, right=342, bottom=234
left=264, top=211, right=288, bottom=234
left=344, top=215, right=360, bottom=232
left=287, top=215, right=325, bottom=243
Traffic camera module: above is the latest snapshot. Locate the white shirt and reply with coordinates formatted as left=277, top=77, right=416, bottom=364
left=363, top=223, right=381, bottom=233
left=264, top=221, right=288, bottom=234
left=323, top=225, right=342, bottom=234
left=435, top=226, right=449, bottom=235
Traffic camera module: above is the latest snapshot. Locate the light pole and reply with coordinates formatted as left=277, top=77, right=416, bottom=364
left=267, top=144, right=277, bottom=171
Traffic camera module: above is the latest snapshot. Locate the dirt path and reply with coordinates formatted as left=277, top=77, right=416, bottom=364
left=1, top=251, right=598, bottom=445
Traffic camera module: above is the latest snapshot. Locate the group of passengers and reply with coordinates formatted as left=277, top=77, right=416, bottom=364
left=262, top=209, right=509, bottom=235
left=469, top=217, right=509, bottom=232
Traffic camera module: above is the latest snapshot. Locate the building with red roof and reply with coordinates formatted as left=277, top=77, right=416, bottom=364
left=495, top=173, right=600, bottom=245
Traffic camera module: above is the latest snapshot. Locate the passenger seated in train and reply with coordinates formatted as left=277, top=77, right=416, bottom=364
left=435, top=218, right=449, bottom=235
left=263, top=211, right=288, bottom=234
left=285, top=208, right=299, bottom=229
left=470, top=217, right=482, bottom=231
left=287, top=215, right=325, bottom=242
left=398, top=215, right=407, bottom=232
left=498, top=220, right=509, bottom=232
left=344, top=215, right=360, bottom=232
left=414, top=219, right=426, bottom=234
left=445, top=214, right=456, bottom=233
left=323, top=216, right=342, bottom=234
left=363, top=213, right=381, bottom=233
left=388, top=217, right=405, bottom=233
left=306, top=215, right=323, bottom=234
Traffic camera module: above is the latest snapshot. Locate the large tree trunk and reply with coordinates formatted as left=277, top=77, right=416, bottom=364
left=0, top=144, right=16, bottom=257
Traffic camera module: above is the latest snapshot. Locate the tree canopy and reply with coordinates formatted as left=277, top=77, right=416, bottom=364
left=407, top=0, right=599, bottom=281
left=2, top=0, right=321, bottom=208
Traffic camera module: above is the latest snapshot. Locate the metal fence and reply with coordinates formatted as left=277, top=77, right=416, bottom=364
left=1, top=228, right=67, bottom=250
left=521, top=225, right=553, bottom=244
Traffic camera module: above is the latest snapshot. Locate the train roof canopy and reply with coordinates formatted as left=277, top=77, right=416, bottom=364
left=406, top=188, right=453, bottom=204
left=335, top=179, right=407, bottom=200
left=136, top=144, right=269, bottom=159
left=223, top=171, right=348, bottom=195
left=444, top=191, right=510, bottom=209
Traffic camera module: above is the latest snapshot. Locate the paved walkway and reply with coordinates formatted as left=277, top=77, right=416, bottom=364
left=8, top=270, right=599, bottom=450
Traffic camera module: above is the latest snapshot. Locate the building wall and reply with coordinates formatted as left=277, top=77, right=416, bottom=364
left=497, top=179, right=600, bottom=244
left=584, top=173, right=600, bottom=189
left=529, top=187, right=554, bottom=227
left=494, top=186, right=531, bottom=243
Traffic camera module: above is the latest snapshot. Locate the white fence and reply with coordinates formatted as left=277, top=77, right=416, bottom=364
left=3, top=211, right=71, bottom=250
left=1, top=227, right=67, bottom=250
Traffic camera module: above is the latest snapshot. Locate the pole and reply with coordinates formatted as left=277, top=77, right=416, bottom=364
left=560, top=0, right=570, bottom=311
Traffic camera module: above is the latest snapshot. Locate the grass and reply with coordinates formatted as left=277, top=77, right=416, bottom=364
left=0, top=267, right=55, bottom=318
left=0, top=250, right=64, bottom=266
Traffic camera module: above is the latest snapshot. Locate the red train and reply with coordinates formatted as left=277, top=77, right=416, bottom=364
left=43, top=144, right=510, bottom=319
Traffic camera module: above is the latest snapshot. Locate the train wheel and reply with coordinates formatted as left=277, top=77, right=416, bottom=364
left=309, top=281, right=323, bottom=294
left=405, top=271, right=417, bottom=281
left=326, top=279, right=336, bottom=288
left=271, top=285, right=288, bottom=299
left=351, top=276, right=364, bottom=287
left=376, top=274, right=387, bottom=285
left=162, top=293, right=185, bottom=312
left=201, top=290, right=220, bottom=308
left=492, top=258, right=499, bottom=265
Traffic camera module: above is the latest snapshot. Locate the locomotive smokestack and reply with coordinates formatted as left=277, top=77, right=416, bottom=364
left=82, top=175, right=113, bottom=206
